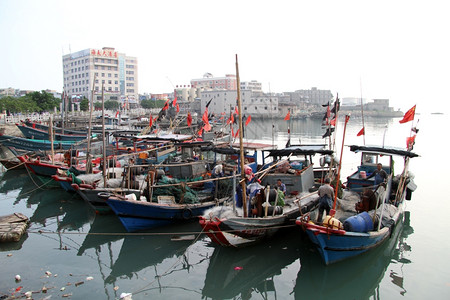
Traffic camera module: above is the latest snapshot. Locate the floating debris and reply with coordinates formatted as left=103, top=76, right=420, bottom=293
left=62, top=293, right=72, bottom=297
left=86, top=276, right=93, bottom=281
left=45, top=271, right=52, bottom=276
left=120, top=292, right=132, bottom=300
left=15, top=275, right=21, bottom=282
left=7, top=253, right=12, bottom=257
left=60, top=287, right=65, bottom=291
left=234, top=266, right=243, bottom=270
left=24, top=291, right=32, bottom=299
left=75, top=281, right=84, bottom=287
left=0, top=213, right=29, bottom=242
left=113, top=286, right=119, bottom=291
left=42, top=286, right=47, bottom=293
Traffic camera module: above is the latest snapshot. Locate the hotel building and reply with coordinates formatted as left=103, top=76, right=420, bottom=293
left=62, top=47, right=138, bottom=106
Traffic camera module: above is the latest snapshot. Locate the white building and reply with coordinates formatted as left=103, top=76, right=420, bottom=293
left=191, top=73, right=237, bottom=90
left=200, top=89, right=278, bottom=117
left=241, top=80, right=263, bottom=93
left=62, top=47, right=138, bottom=106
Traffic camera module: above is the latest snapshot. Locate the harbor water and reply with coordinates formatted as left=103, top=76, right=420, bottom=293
left=0, top=113, right=447, bottom=299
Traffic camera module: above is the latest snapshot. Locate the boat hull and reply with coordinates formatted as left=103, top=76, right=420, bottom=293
left=0, top=135, right=76, bottom=152
left=107, top=197, right=223, bottom=232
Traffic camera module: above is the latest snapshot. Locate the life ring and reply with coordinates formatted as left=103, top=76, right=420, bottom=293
left=182, top=208, right=193, bottom=219
left=97, top=192, right=113, bottom=200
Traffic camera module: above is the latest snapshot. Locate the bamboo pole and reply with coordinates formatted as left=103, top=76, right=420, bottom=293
left=49, top=115, right=54, bottom=165
left=86, top=74, right=96, bottom=174
left=235, top=54, right=248, bottom=217
left=101, top=83, right=107, bottom=188
left=331, top=114, right=350, bottom=216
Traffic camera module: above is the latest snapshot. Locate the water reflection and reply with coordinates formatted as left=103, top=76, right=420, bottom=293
left=28, top=188, right=94, bottom=231
left=294, top=211, right=414, bottom=300
left=202, top=231, right=300, bottom=300
left=105, top=222, right=196, bottom=284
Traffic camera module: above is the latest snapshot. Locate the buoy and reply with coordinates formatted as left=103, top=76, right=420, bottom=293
left=322, top=215, right=343, bottom=230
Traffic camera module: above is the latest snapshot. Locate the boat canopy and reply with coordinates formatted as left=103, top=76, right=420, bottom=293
left=349, top=145, right=419, bottom=158
left=266, top=144, right=333, bottom=157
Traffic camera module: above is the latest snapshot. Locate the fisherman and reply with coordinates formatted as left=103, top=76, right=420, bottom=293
left=317, top=177, right=334, bottom=223
left=212, top=162, right=224, bottom=178
left=276, top=179, right=287, bottom=195
left=367, top=163, right=388, bottom=185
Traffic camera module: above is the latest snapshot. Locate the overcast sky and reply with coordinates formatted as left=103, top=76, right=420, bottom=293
left=0, top=0, right=448, bottom=113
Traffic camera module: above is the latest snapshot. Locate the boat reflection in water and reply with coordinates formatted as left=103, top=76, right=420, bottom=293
left=27, top=188, right=94, bottom=232
left=294, top=211, right=414, bottom=300
left=202, top=231, right=300, bottom=300
left=105, top=222, right=198, bottom=284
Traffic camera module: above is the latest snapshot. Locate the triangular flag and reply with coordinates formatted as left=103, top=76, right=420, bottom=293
left=162, top=99, right=170, bottom=111
left=187, top=112, right=192, bottom=127
left=197, top=127, right=203, bottom=136
left=245, top=115, right=251, bottom=126
left=399, top=105, right=416, bottom=124
left=284, top=111, right=290, bottom=121
left=231, top=126, right=234, bottom=137
left=176, top=104, right=180, bottom=113
left=202, top=108, right=209, bottom=123
left=357, top=127, right=365, bottom=136
left=234, top=128, right=240, bottom=138
left=235, top=106, right=239, bottom=115
left=204, top=122, right=212, bottom=132
left=173, top=97, right=177, bottom=107
left=406, top=134, right=416, bottom=149
left=115, top=111, right=119, bottom=118
left=149, top=114, right=153, bottom=127
left=330, top=118, right=336, bottom=126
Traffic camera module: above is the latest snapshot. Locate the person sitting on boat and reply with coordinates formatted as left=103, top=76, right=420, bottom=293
left=276, top=179, right=287, bottom=195
left=317, top=177, right=334, bottom=223
left=367, top=163, right=388, bottom=186
left=212, top=162, right=224, bottom=178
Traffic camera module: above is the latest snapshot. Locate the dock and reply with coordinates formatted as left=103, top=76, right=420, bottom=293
left=0, top=213, right=29, bottom=242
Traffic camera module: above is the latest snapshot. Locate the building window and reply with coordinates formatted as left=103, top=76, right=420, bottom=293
left=108, top=73, right=111, bottom=77
left=102, top=73, right=105, bottom=77
left=108, top=80, right=112, bottom=84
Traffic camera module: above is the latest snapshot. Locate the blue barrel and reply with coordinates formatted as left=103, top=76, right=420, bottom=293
left=343, top=212, right=374, bottom=232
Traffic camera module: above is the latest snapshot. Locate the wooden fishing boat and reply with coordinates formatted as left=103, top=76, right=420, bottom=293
left=296, top=145, right=418, bottom=265
left=23, top=119, right=87, bottom=135
left=16, top=122, right=92, bottom=141
left=0, top=134, right=77, bottom=152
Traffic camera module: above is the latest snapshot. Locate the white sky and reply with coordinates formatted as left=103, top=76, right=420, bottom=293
left=0, top=0, right=448, bottom=113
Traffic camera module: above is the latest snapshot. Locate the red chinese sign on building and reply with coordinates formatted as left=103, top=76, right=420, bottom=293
left=91, top=49, right=118, bottom=58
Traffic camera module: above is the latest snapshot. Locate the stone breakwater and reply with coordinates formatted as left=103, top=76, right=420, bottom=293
left=0, top=124, right=23, bottom=136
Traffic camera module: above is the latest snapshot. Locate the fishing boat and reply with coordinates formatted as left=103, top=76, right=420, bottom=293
left=0, top=134, right=78, bottom=152
left=199, top=55, right=322, bottom=247
left=16, top=122, right=92, bottom=141
left=296, top=145, right=418, bottom=265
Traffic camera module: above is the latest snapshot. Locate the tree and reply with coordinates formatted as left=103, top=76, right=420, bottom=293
left=24, top=91, right=60, bottom=112
left=80, top=98, right=90, bottom=111
left=0, top=95, right=40, bottom=113
left=141, top=99, right=166, bottom=109
left=104, top=100, right=120, bottom=110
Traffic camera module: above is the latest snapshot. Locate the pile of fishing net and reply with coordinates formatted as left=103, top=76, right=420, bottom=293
left=152, top=176, right=199, bottom=204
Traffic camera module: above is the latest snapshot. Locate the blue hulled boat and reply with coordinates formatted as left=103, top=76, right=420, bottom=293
left=296, top=145, right=418, bottom=265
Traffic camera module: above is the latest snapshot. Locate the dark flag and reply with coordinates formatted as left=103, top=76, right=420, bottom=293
left=322, top=127, right=335, bottom=138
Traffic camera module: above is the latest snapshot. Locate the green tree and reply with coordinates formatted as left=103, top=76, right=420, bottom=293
left=80, top=98, right=90, bottom=111
left=24, top=91, right=60, bottom=112
left=104, top=100, right=120, bottom=110
left=0, top=95, right=40, bottom=113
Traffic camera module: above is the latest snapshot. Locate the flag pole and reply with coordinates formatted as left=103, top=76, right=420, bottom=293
left=331, top=114, right=350, bottom=216
left=360, top=78, right=366, bottom=145
left=235, top=54, right=248, bottom=218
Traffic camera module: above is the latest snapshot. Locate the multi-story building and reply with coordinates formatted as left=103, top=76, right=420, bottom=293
left=200, top=89, right=278, bottom=117
left=291, top=87, right=333, bottom=105
left=241, top=80, right=263, bottom=93
left=62, top=47, right=138, bottom=107
left=191, top=73, right=237, bottom=90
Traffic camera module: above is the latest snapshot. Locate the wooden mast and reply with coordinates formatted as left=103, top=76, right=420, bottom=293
left=235, top=54, right=248, bottom=217
left=101, top=83, right=107, bottom=188
left=86, top=74, right=96, bottom=174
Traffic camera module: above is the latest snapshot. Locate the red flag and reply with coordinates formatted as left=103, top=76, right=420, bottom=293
left=176, top=104, right=180, bottom=113
left=202, top=108, right=209, bottom=123
left=197, top=127, right=203, bottom=136
left=399, top=105, right=416, bottom=124
left=149, top=114, right=153, bottom=127
left=284, top=111, right=290, bottom=121
left=162, top=99, right=170, bottom=111
left=330, top=118, right=336, bottom=126
left=235, top=106, right=239, bottom=115
left=187, top=112, right=192, bottom=127
left=204, top=122, right=212, bottom=132
left=245, top=115, right=251, bottom=126
left=115, top=111, right=119, bottom=118
left=234, top=128, right=240, bottom=138
left=231, top=126, right=234, bottom=137
left=357, top=127, right=365, bottom=136
left=406, top=135, right=416, bottom=149
left=173, top=97, right=177, bottom=107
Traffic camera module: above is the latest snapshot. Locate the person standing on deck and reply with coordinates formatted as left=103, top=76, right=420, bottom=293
left=367, top=163, right=388, bottom=185
left=317, top=177, right=334, bottom=222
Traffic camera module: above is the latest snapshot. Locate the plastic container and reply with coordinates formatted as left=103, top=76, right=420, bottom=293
left=343, top=211, right=374, bottom=232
